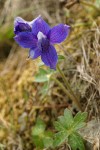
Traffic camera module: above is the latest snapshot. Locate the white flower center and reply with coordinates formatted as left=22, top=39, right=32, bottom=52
left=37, top=31, right=46, bottom=40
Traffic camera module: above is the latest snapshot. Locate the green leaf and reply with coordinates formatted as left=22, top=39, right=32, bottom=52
left=74, top=112, right=87, bottom=122
left=33, top=136, right=44, bottom=149
left=53, top=110, right=87, bottom=148
left=57, top=109, right=74, bottom=129
left=64, top=109, right=74, bottom=128
left=45, top=130, right=53, bottom=137
left=68, top=133, right=85, bottom=150
left=32, top=119, right=53, bottom=149
left=39, top=82, right=49, bottom=96
left=73, top=112, right=87, bottom=130
left=43, top=137, right=53, bottom=148
left=34, top=68, right=49, bottom=82
left=43, top=131, right=53, bottom=148
left=34, top=68, right=55, bottom=83
left=32, top=119, right=46, bottom=136
left=58, top=116, right=66, bottom=127
left=54, top=121, right=66, bottom=131
left=74, top=122, right=86, bottom=130
left=53, top=131, right=68, bottom=147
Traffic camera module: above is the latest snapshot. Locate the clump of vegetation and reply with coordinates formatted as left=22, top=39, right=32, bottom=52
left=32, top=109, right=87, bottom=150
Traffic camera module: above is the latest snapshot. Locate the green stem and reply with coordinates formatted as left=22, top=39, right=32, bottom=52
left=56, top=64, right=82, bottom=111
left=57, top=64, right=75, bottom=97
left=51, top=77, right=80, bottom=109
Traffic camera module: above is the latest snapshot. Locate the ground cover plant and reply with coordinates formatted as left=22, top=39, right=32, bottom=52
left=0, top=0, right=100, bottom=150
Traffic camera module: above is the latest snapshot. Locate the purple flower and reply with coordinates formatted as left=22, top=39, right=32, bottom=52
left=14, top=16, right=70, bottom=69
